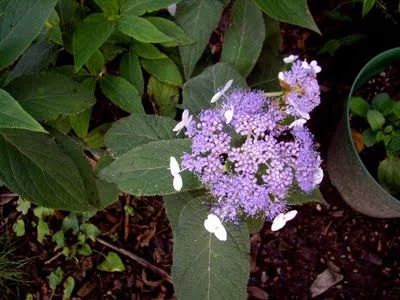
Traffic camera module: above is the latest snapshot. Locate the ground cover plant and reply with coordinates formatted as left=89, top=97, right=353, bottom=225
left=0, top=0, right=399, bottom=299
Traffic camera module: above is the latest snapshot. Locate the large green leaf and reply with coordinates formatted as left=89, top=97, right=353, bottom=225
left=0, top=90, right=46, bottom=133
left=0, top=129, right=91, bottom=211
left=133, top=41, right=167, bottom=59
left=253, top=0, right=320, bottom=34
left=378, top=156, right=400, bottom=194
left=146, top=17, right=194, bottom=47
left=141, top=57, right=182, bottom=86
left=0, top=0, right=58, bottom=69
left=172, top=198, right=250, bottom=300
left=73, top=13, right=116, bottom=72
left=221, top=0, right=265, bottom=77
left=99, top=139, right=201, bottom=196
left=94, top=0, right=120, bottom=15
left=120, top=50, right=144, bottom=96
left=175, top=0, right=223, bottom=80
left=183, top=63, right=248, bottom=115
left=147, top=76, right=179, bottom=118
left=5, top=72, right=95, bottom=121
left=247, top=15, right=281, bottom=91
left=286, top=186, right=327, bottom=205
left=117, top=15, right=173, bottom=43
left=99, top=75, right=144, bottom=113
left=105, top=113, right=179, bottom=157
left=121, top=0, right=180, bottom=16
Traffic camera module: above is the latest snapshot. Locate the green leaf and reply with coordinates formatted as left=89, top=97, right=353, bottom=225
left=94, top=154, right=120, bottom=207
left=37, top=218, right=51, bottom=243
left=0, top=129, right=90, bottom=211
left=100, top=75, right=144, bottom=113
left=70, top=108, right=92, bottom=138
left=141, top=57, right=182, bottom=86
left=83, top=123, right=113, bottom=148
left=80, top=223, right=101, bottom=242
left=393, top=102, right=400, bottom=118
left=63, top=276, right=75, bottom=300
left=221, top=0, right=265, bottom=77
left=371, top=93, right=395, bottom=116
left=247, top=15, right=281, bottom=91
left=46, top=115, right=71, bottom=134
left=163, top=190, right=206, bottom=232
left=286, top=186, right=327, bottom=205
left=388, top=133, right=400, bottom=155
left=0, top=89, right=46, bottom=133
left=146, top=17, right=194, bottom=47
left=45, top=9, right=63, bottom=45
left=62, top=214, right=80, bottom=235
left=33, top=207, right=55, bottom=219
left=5, top=72, right=95, bottom=121
left=147, top=76, right=179, bottom=117
left=0, top=0, right=58, bottom=69
left=97, top=252, right=125, bottom=272
left=367, top=109, right=385, bottom=131
left=246, top=215, right=265, bottom=234
left=85, top=50, right=105, bottom=76
left=362, top=0, right=376, bottom=17
left=78, top=243, right=92, bottom=256
left=16, top=198, right=31, bottom=215
left=133, top=41, right=167, bottom=59
left=13, top=219, right=25, bottom=237
left=362, top=129, right=377, bottom=147
left=121, top=0, right=179, bottom=16
left=4, top=39, right=57, bottom=85
left=52, top=230, right=65, bottom=248
left=105, top=113, right=179, bottom=157
left=172, top=198, right=250, bottom=300
left=183, top=63, right=248, bottom=115
left=120, top=50, right=144, bottom=96
left=73, top=13, right=116, bottom=72
left=100, top=139, right=201, bottom=196
left=117, top=15, right=173, bottom=43
left=349, top=96, right=370, bottom=117
left=378, top=156, right=400, bottom=194
left=176, top=0, right=223, bottom=79
left=253, top=0, right=320, bottom=34
left=318, top=39, right=341, bottom=56
left=49, top=267, right=64, bottom=290
left=95, top=0, right=120, bottom=15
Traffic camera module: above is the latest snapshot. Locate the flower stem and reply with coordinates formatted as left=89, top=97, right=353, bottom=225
left=264, top=91, right=283, bottom=97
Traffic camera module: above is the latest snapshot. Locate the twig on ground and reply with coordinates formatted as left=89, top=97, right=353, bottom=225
left=96, top=238, right=172, bottom=282
left=44, top=251, right=63, bottom=265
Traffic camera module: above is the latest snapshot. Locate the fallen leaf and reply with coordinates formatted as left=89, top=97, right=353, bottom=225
left=137, top=222, right=157, bottom=247
left=77, top=280, right=96, bottom=297
left=351, top=129, right=364, bottom=153
left=310, top=268, right=344, bottom=298
left=141, top=270, right=164, bottom=287
left=248, top=286, right=269, bottom=299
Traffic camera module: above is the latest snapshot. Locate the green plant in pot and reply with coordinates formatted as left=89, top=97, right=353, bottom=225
left=328, top=48, right=400, bottom=217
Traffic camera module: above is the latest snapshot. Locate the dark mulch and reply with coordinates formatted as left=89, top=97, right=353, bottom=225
left=1, top=0, right=400, bottom=299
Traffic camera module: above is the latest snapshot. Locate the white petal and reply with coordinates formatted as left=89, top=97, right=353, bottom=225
left=167, top=4, right=176, bottom=16
left=224, top=107, right=234, bottom=124
left=213, top=225, right=227, bottom=241
left=289, top=118, right=307, bottom=128
left=169, top=157, right=181, bottom=176
left=211, top=91, right=222, bottom=103
left=283, top=55, right=298, bottom=63
left=222, top=79, right=233, bottom=93
left=185, top=114, right=193, bottom=127
left=283, top=210, right=298, bottom=222
left=271, top=214, right=286, bottom=231
left=298, top=110, right=310, bottom=120
left=182, top=109, right=189, bottom=122
left=173, top=174, right=183, bottom=191
left=204, top=214, right=221, bottom=233
left=278, top=72, right=285, bottom=81
left=302, top=61, right=311, bottom=69
left=172, top=120, right=185, bottom=133
left=313, top=167, right=324, bottom=185
left=310, top=60, right=321, bottom=73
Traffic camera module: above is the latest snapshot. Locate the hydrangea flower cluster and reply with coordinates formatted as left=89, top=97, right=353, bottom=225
left=169, top=55, right=323, bottom=236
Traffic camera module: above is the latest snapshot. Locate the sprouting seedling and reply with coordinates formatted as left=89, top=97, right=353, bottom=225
left=169, top=156, right=183, bottom=191
left=283, top=54, right=299, bottom=64
left=173, top=109, right=193, bottom=135
left=204, top=214, right=227, bottom=241
left=224, top=105, right=234, bottom=124
left=210, top=79, right=233, bottom=103
left=271, top=210, right=298, bottom=231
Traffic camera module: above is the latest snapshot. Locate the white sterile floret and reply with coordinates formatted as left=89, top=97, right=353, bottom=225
left=302, top=60, right=311, bottom=69
left=283, top=55, right=299, bottom=64
left=310, top=60, right=321, bottom=73
left=167, top=4, right=177, bottom=16
left=278, top=72, right=285, bottom=81
left=289, top=118, right=307, bottom=128
left=313, top=166, right=324, bottom=185
left=287, top=98, right=310, bottom=120
left=204, top=214, right=227, bottom=241
left=173, top=109, right=192, bottom=135
left=271, top=210, right=298, bottom=231
left=169, top=156, right=183, bottom=191
left=224, top=105, right=234, bottom=124
left=210, top=79, right=233, bottom=103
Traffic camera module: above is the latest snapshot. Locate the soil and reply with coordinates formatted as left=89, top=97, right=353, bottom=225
left=1, top=0, right=400, bottom=299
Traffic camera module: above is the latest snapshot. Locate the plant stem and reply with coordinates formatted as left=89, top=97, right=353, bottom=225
left=264, top=91, right=283, bottom=97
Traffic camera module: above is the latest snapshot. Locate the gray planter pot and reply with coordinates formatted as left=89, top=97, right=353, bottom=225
left=328, top=48, right=400, bottom=218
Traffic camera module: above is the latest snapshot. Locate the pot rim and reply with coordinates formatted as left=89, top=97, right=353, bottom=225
left=346, top=47, right=400, bottom=201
